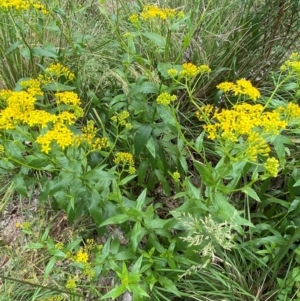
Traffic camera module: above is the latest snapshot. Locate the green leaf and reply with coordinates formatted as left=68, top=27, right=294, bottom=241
left=100, top=284, right=127, bottom=300
left=44, top=257, right=57, bottom=279
left=13, top=174, right=28, bottom=198
left=142, top=32, right=166, bottom=48
left=214, top=192, right=254, bottom=227
left=130, top=222, right=147, bottom=252
left=146, top=136, right=156, bottom=158
left=42, top=83, right=75, bottom=91
left=128, top=81, right=159, bottom=97
left=157, top=106, right=176, bottom=126
left=195, top=131, right=205, bottom=152
left=114, top=251, right=136, bottom=261
left=25, top=243, right=45, bottom=249
left=134, top=124, right=153, bottom=156
left=193, top=160, right=215, bottom=187
left=119, top=174, right=137, bottom=186
left=154, top=169, right=171, bottom=195
left=5, top=41, right=22, bottom=55
left=131, top=255, right=143, bottom=274
left=48, top=249, right=66, bottom=258
left=158, top=276, right=181, bottom=297
left=138, top=161, right=148, bottom=184
left=242, top=187, right=261, bottom=202
left=136, top=188, right=147, bottom=211
left=33, top=46, right=58, bottom=58
left=100, top=214, right=129, bottom=227
left=145, top=218, right=168, bottom=229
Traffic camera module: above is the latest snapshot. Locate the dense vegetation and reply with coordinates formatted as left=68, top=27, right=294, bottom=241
left=1, top=0, right=300, bottom=300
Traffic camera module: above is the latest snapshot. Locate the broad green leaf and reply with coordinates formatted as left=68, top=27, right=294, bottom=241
left=13, top=174, right=28, bottom=198
left=214, top=192, right=254, bottom=227
left=242, top=187, right=261, bottom=202
left=131, top=255, right=144, bottom=274
left=136, top=188, right=147, bottom=211
left=100, top=214, right=129, bottom=227
left=157, top=106, right=176, bottom=126
left=48, top=249, right=66, bottom=258
left=130, top=222, right=147, bottom=252
left=5, top=41, right=22, bottom=55
left=142, top=32, right=166, bottom=48
left=138, top=161, right=148, bottom=184
left=44, top=257, right=57, bottom=279
left=25, top=243, right=45, bottom=249
left=145, top=218, right=168, bottom=229
left=193, top=160, right=215, bottom=187
left=154, top=169, right=171, bottom=195
left=195, top=131, right=205, bottom=153
left=134, top=124, right=153, bottom=156
left=100, top=284, right=127, bottom=300
left=158, top=276, right=181, bottom=297
left=119, top=174, right=137, bottom=186
left=114, top=251, right=136, bottom=261
left=33, top=46, right=58, bottom=58
left=146, top=136, right=156, bottom=158
left=288, top=199, right=300, bottom=213
left=128, top=81, right=159, bottom=97
left=42, top=83, right=75, bottom=91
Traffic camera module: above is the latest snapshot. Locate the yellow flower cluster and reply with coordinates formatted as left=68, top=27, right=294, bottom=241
left=172, top=171, right=180, bottom=183
left=45, top=63, right=75, bottom=82
left=36, top=123, right=74, bottom=153
left=128, top=14, right=139, bottom=26
left=246, top=132, right=270, bottom=161
left=114, top=152, right=136, bottom=174
left=200, top=103, right=287, bottom=161
left=181, top=63, right=211, bottom=78
left=278, top=102, right=300, bottom=123
left=0, top=0, right=48, bottom=13
left=0, top=65, right=109, bottom=154
left=65, top=278, right=77, bottom=289
left=129, top=5, right=184, bottom=25
left=264, top=157, right=279, bottom=177
left=111, top=110, right=132, bottom=129
left=19, top=78, right=43, bottom=97
left=195, top=104, right=214, bottom=121
left=280, top=52, right=300, bottom=75
left=168, top=64, right=211, bottom=79
left=156, top=92, right=177, bottom=106
left=0, top=144, right=4, bottom=156
left=217, top=79, right=261, bottom=101
left=140, top=5, right=181, bottom=20
left=66, top=240, right=97, bottom=281
left=75, top=121, right=109, bottom=152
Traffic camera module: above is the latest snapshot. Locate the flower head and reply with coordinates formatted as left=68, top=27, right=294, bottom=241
left=156, top=92, right=177, bottom=106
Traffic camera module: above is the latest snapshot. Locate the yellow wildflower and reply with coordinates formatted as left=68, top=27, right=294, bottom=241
left=20, top=78, right=43, bottom=97
left=114, top=152, right=134, bottom=166
left=128, top=166, right=136, bottom=174
left=180, top=63, right=200, bottom=78
left=264, top=157, right=279, bottom=177
left=128, top=14, right=139, bottom=26
left=55, top=91, right=81, bottom=106
left=46, top=63, right=75, bottom=82
left=172, top=171, right=180, bottom=183
left=196, top=105, right=214, bottom=121
left=217, top=79, right=260, bottom=100
left=65, top=278, right=76, bottom=289
left=167, top=68, right=178, bottom=77
left=198, top=65, right=211, bottom=74
left=75, top=248, right=89, bottom=263
left=156, top=92, right=177, bottom=106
